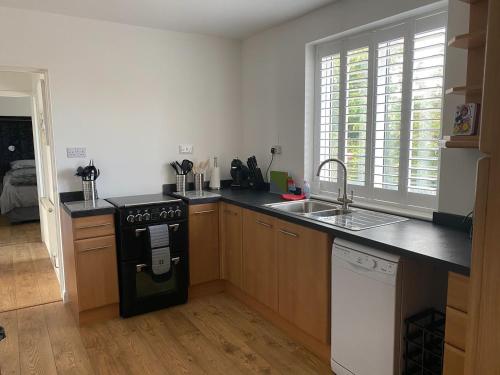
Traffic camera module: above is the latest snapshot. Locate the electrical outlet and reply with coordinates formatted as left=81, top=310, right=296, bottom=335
left=179, top=144, right=193, bottom=154
left=66, top=147, right=87, bottom=158
left=271, top=145, right=282, bottom=154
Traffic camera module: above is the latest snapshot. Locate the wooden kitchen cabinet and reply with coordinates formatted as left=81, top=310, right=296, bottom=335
left=444, top=344, right=465, bottom=375
left=242, top=209, right=278, bottom=311
left=447, top=272, right=469, bottom=313
left=189, top=203, right=220, bottom=285
left=220, top=203, right=243, bottom=288
left=276, top=219, right=331, bottom=343
left=61, top=209, right=119, bottom=325
left=443, top=271, right=470, bottom=374
left=74, top=235, right=120, bottom=312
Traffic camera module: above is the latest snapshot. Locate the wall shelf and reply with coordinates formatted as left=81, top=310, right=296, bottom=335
left=445, top=85, right=482, bottom=96
left=448, top=31, right=486, bottom=49
left=441, top=135, right=479, bottom=149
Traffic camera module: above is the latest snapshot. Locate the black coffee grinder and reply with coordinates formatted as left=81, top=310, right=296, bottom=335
left=230, top=158, right=249, bottom=189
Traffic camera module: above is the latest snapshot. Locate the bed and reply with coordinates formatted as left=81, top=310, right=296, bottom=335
left=0, top=160, right=39, bottom=223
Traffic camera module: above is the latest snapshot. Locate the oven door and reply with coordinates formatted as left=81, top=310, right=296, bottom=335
left=119, top=252, right=188, bottom=317
left=118, top=220, right=187, bottom=261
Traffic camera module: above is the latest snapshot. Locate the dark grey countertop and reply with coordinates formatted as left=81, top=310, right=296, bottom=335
left=62, top=199, right=116, bottom=218
left=173, top=188, right=472, bottom=275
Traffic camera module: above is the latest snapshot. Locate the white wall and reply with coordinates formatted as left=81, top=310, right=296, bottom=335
left=0, top=7, right=241, bottom=197
left=438, top=1, right=481, bottom=215
left=241, top=0, right=479, bottom=215
left=0, top=97, right=32, bottom=116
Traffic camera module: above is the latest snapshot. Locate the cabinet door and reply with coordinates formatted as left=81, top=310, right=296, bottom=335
left=189, top=203, right=220, bottom=285
left=242, top=209, right=278, bottom=310
left=276, top=219, right=331, bottom=343
left=220, top=203, right=243, bottom=288
left=75, top=235, right=119, bottom=311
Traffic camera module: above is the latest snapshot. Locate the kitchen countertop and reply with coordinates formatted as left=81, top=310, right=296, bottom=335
left=62, top=199, right=116, bottom=218
left=173, top=188, right=472, bottom=275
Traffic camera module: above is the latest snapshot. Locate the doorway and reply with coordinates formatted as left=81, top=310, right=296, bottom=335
left=0, top=69, right=62, bottom=311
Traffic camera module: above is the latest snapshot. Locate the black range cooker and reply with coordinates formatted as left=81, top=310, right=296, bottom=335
left=106, top=194, right=188, bottom=317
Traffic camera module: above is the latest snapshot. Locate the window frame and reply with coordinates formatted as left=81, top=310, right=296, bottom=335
left=312, top=11, right=447, bottom=214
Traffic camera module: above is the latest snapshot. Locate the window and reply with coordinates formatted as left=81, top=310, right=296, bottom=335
left=314, top=11, right=447, bottom=212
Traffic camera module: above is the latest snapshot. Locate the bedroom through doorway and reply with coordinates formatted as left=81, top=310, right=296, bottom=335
left=0, top=70, right=62, bottom=312
left=0, top=74, right=40, bottom=242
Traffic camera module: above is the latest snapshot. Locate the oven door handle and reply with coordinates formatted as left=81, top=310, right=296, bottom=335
left=169, top=224, right=180, bottom=232
left=135, top=228, right=147, bottom=237
left=172, top=256, right=180, bottom=264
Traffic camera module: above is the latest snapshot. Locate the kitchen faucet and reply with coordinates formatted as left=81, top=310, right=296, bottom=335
left=316, top=158, right=353, bottom=210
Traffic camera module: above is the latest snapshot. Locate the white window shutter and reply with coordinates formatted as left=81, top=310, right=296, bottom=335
left=374, top=37, right=405, bottom=191
left=345, top=46, right=370, bottom=186
left=319, top=53, right=341, bottom=183
left=408, top=27, right=446, bottom=197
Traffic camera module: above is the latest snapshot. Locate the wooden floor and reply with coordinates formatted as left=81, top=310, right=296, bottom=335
left=0, top=219, right=42, bottom=247
left=0, top=293, right=332, bottom=375
left=0, top=222, right=61, bottom=313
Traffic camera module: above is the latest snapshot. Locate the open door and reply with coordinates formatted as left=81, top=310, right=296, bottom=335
left=31, top=73, right=60, bottom=273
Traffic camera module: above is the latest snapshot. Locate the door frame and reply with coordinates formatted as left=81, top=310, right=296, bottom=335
left=0, top=66, right=63, bottom=295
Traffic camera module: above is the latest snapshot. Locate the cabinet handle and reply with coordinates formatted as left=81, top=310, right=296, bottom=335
left=193, top=209, right=215, bottom=215
left=279, top=229, right=298, bottom=238
left=77, top=222, right=112, bottom=229
left=79, top=244, right=112, bottom=253
left=256, top=220, right=272, bottom=228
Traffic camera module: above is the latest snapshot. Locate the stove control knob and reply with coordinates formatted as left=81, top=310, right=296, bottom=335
left=135, top=214, right=143, bottom=222
left=175, top=209, right=182, bottom=218
left=143, top=213, right=151, bottom=221
left=168, top=209, right=175, bottom=218
left=126, top=214, right=135, bottom=223
left=159, top=211, right=168, bottom=219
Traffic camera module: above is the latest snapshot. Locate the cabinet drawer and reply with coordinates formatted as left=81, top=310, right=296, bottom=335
left=445, top=306, right=467, bottom=351
left=447, top=272, right=469, bottom=313
left=73, top=214, right=115, bottom=240
left=443, top=343, right=465, bottom=375
left=189, top=203, right=218, bottom=215
left=75, top=235, right=116, bottom=254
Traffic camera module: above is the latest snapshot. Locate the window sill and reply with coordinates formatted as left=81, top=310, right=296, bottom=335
left=310, top=193, right=433, bottom=221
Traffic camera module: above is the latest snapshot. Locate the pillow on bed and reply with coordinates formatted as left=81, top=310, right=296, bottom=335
left=10, top=160, right=36, bottom=170
left=10, top=168, right=36, bottom=177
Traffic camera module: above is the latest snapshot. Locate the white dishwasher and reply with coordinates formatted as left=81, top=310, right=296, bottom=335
left=331, top=239, right=448, bottom=375
left=331, top=239, right=402, bottom=375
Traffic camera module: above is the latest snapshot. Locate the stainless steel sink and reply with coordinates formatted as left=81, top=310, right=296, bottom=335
left=306, top=208, right=351, bottom=218
left=264, top=199, right=408, bottom=231
left=265, top=199, right=342, bottom=214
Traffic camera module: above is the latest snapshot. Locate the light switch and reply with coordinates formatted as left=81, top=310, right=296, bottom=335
left=179, top=144, right=193, bottom=154
left=66, top=147, right=87, bottom=158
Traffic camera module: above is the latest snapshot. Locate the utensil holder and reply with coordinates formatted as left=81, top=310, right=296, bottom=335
left=194, top=173, right=204, bottom=192
left=82, top=180, right=98, bottom=201
left=176, top=174, right=186, bottom=193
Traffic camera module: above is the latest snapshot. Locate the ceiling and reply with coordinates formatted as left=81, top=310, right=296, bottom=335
left=0, top=0, right=336, bottom=39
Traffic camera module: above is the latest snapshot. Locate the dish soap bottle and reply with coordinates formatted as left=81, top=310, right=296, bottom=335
left=303, top=180, right=311, bottom=199
left=287, top=177, right=296, bottom=193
